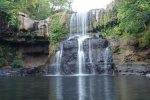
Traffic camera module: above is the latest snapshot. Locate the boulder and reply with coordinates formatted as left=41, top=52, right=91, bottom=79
left=18, top=12, right=50, bottom=36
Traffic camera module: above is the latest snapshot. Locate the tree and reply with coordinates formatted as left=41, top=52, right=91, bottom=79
left=49, top=0, right=72, bottom=12
left=0, top=0, right=10, bottom=11
left=0, top=0, right=73, bottom=26
left=117, top=0, right=150, bottom=33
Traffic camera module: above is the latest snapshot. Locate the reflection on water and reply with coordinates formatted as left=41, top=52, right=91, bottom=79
left=56, top=77, right=63, bottom=100
left=78, top=76, right=86, bottom=100
left=89, top=76, right=94, bottom=100
left=104, top=76, right=111, bottom=100
left=0, top=76, right=150, bottom=100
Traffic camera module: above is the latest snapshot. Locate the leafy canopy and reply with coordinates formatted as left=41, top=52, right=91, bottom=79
left=117, top=0, right=150, bottom=33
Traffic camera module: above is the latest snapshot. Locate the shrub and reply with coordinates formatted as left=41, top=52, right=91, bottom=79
left=0, top=58, right=6, bottom=67
left=10, top=59, right=22, bottom=68
left=138, top=29, right=150, bottom=48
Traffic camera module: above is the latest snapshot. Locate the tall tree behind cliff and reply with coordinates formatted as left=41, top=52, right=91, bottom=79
left=0, top=0, right=72, bottom=26
left=20, top=0, right=72, bottom=19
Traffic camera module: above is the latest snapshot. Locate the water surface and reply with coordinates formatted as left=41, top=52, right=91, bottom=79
left=0, top=75, right=150, bottom=100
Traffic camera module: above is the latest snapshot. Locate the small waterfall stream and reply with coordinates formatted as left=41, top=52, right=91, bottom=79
left=77, top=35, right=89, bottom=74
left=103, top=47, right=110, bottom=75
left=88, top=39, right=94, bottom=74
left=69, top=13, right=87, bottom=37
left=55, top=44, right=63, bottom=75
left=70, top=12, right=89, bottom=75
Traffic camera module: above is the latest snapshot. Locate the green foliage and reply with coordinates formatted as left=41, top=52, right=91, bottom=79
left=0, top=43, right=23, bottom=68
left=10, top=59, right=22, bottom=68
left=49, top=0, right=72, bottom=13
left=50, top=33, right=59, bottom=44
left=21, top=0, right=72, bottom=19
left=37, top=33, right=43, bottom=37
left=10, top=52, right=22, bottom=68
left=138, top=29, right=150, bottom=48
left=0, top=45, right=3, bottom=57
left=0, top=44, right=13, bottom=67
left=49, top=44, right=56, bottom=56
left=0, top=0, right=72, bottom=28
left=0, top=58, right=6, bottom=67
left=93, top=21, right=98, bottom=29
left=118, top=46, right=125, bottom=54
left=117, top=0, right=150, bottom=33
left=98, top=1, right=117, bottom=29
left=24, top=31, right=31, bottom=36
left=50, top=14, right=67, bottom=44
left=0, top=0, right=10, bottom=10
left=49, top=14, right=67, bottom=55
left=9, top=15, right=17, bottom=26
left=99, top=26, right=120, bottom=40
left=0, top=0, right=21, bottom=26
left=113, top=26, right=122, bottom=35
left=21, top=0, right=52, bottom=19
left=104, top=14, right=108, bottom=28
left=99, top=14, right=104, bottom=26
left=122, top=33, right=136, bottom=41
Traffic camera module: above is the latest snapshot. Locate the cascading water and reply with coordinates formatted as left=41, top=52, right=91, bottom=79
left=69, top=13, right=87, bottom=36
left=49, top=11, right=113, bottom=75
left=88, top=39, right=94, bottom=74
left=69, top=12, right=89, bottom=75
left=88, top=40, right=92, bottom=64
left=55, top=44, right=63, bottom=75
left=103, top=47, right=110, bottom=75
left=78, top=35, right=89, bottom=74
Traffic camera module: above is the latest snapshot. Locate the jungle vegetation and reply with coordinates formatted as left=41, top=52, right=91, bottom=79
left=0, top=0, right=150, bottom=48
left=0, top=0, right=72, bottom=67
left=98, top=0, right=150, bottom=48
left=0, top=0, right=150, bottom=67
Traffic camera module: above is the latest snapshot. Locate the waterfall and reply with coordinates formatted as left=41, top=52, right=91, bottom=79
left=89, top=40, right=92, bottom=64
left=48, top=11, right=113, bottom=75
left=88, top=39, right=94, bottom=74
left=55, top=44, right=63, bottom=75
left=78, top=38, right=85, bottom=74
left=69, top=12, right=89, bottom=74
left=77, top=35, right=89, bottom=74
left=69, top=12, right=88, bottom=36
left=103, top=47, right=110, bottom=75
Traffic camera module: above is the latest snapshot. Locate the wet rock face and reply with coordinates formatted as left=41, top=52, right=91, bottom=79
left=114, top=62, right=150, bottom=75
left=0, top=65, right=47, bottom=77
left=61, top=35, right=112, bottom=63
left=49, top=35, right=114, bottom=74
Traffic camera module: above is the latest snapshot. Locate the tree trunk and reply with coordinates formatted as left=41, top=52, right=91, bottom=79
left=38, top=0, right=41, bottom=12
left=143, top=22, right=147, bottom=30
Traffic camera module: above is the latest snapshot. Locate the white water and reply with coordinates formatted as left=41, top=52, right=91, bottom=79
left=89, top=40, right=92, bottom=64
left=69, top=12, right=88, bottom=37
left=103, top=47, right=110, bottom=75
left=78, top=35, right=90, bottom=74
left=78, top=76, right=86, bottom=100
left=55, top=44, right=63, bottom=75
left=88, top=39, right=94, bottom=74
left=56, top=77, right=63, bottom=100
left=70, top=12, right=90, bottom=75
